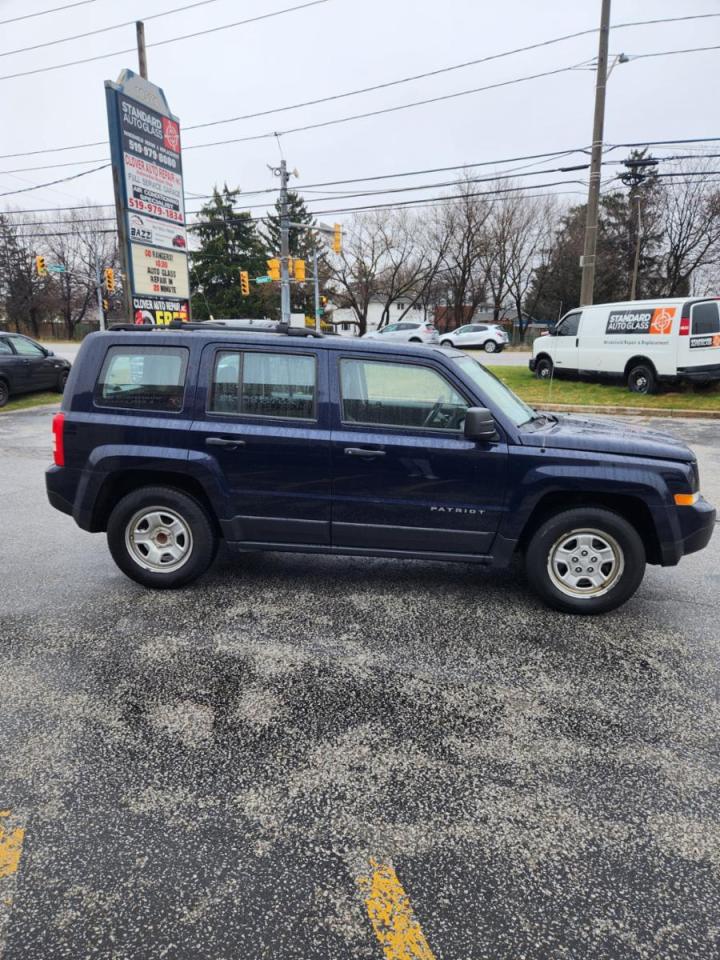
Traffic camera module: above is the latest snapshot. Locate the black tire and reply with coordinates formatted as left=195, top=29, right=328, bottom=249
left=107, top=486, right=217, bottom=589
left=627, top=362, right=657, bottom=395
left=535, top=356, right=553, bottom=380
left=483, top=340, right=498, bottom=353
left=55, top=369, right=69, bottom=393
left=525, top=507, right=646, bottom=615
left=440, top=339, right=453, bottom=347
left=0, top=379, right=8, bottom=408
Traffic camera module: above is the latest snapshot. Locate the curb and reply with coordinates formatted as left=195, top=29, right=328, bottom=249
left=0, top=402, right=61, bottom=417
left=540, top=403, right=720, bottom=420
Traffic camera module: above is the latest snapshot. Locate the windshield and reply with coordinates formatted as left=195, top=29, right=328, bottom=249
left=452, top=355, right=535, bottom=427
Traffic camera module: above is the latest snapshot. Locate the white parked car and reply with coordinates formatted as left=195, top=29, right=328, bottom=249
left=440, top=323, right=509, bottom=353
left=362, top=321, right=439, bottom=344
left=530, top=297, right=720, bottom=394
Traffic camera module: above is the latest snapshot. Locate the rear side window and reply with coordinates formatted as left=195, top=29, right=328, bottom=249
left=0, top=339, right=12, bottom=355
left=95, top=346, right=188, bottom=411
left=691, top=302, right=720, bottom=336
left=210, top=350, right=316, bottom=419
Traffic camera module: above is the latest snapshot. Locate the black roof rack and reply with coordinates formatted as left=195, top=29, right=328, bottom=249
left=107, top=321, right=323, bottom=338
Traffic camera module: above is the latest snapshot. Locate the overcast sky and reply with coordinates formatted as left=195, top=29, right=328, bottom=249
left=0, top=0, right=718, bottom=224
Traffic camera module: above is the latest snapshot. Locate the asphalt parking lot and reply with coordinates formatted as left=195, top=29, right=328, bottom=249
left=1, top=407, right=719, bottom=959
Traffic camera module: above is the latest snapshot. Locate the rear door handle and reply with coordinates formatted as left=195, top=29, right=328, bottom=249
left=344, top=447, right=386, bottom=458
left=206, top=437, right=246, bottom=448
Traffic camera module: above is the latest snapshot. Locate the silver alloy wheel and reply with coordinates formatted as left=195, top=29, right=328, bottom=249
left=484, top=340, right=497, bottom=353
left=547, top=528, right=624, bottom=599
left=125, top=506, right=193, bottom=573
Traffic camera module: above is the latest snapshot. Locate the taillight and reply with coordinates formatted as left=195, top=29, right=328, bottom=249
left=679, top=316, right=690, bottom=336
left=52, top=412, right=65, bottom=466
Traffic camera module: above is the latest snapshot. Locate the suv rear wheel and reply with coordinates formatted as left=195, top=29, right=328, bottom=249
left=525, top=507, right=646, bottom=614
left=483, top=340, right=498, bottom=353
left=107, top=486, right=217, bottom=589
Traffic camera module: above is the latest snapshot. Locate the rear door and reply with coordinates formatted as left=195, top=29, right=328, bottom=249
left=189, top=343, right=332, bottom=546
left=682, top=301, right=720, bottom=371
left=329, top=353, right=507, bottom=555
left=551, top=311, right=582, bottom=373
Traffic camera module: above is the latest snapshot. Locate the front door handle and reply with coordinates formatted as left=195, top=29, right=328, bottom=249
left=344, top=447, right=386, bottom=458
left=206, top=436, right=246, bottom=448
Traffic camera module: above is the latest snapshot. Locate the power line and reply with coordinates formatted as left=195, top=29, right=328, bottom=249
left=0, top=164, right=110, bottom=198
left=0, top=0, right=332, bottom=81
left=629, top=43, right=720, bottom=61
left=0, top=0, right=98, bottom=26
left=0, top=0, right=228, bottom=58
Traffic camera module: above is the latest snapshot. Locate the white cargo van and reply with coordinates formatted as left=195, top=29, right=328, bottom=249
left=530, top=298, right=720, bottom=394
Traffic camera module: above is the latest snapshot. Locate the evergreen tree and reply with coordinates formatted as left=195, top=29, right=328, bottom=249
left=190, top=186, right=273, bottom=320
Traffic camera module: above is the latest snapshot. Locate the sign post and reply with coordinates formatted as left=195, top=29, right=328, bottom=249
left=105, top=69, right=190, bottom=325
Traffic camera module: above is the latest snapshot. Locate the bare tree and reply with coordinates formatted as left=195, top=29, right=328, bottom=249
left=656, top=165, right=720, bottom=296
left=505, top=194, right=558, bottom=340
left=327, top=212, right=387, bottom=335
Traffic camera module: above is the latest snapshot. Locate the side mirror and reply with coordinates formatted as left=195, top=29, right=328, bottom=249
left=464, top=407, right=498, bottom=442
left=45, top=349, right=54, bottom=357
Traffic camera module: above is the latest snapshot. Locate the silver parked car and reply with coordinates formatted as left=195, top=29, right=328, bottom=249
left=440, top=323, right=509, bottom=353
left=362, top=320, right=439, bottom=344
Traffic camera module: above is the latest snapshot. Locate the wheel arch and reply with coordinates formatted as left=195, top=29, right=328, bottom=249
left=89, top=469, right=221, bottom=536
left=516, top=491, right=662, bottom=565
left=624, top=355, right=657, bottom=379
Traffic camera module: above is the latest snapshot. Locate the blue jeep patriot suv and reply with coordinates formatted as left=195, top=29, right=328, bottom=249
left=45, top=322, right=715, bottom=614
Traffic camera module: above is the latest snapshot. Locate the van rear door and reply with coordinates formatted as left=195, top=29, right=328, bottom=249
left=679, top=301, right=720, bottom=377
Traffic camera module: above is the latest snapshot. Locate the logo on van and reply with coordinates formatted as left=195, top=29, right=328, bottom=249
left=649, top=307, right=676, bottom=335
left=605, top=307, right=676, bottom=336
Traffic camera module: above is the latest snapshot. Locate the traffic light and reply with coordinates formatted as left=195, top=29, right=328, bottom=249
left=294, top=259, right=306, bottom=282
left=102, top=298, right=109, bottom=312
left=104, top=267, right=115, bottom=292
left=319, top=295, right=328, bottom=315
left=35, top=255, right=47, bottom=276
left=332, top=223, right=342, bottom=254
left=240, top=270, right=250, bottom=295
left=267, top=258, right=280, bottom=281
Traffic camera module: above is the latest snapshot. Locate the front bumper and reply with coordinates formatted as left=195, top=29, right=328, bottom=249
left=661, top=495, right=716, bottom=565
left=528, top=357, right=537, bottom=372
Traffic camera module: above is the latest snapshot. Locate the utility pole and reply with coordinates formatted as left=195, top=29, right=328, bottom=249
left=580, top=0, right=611, bottom=306
left=279, top=159, right=291, bottom=327
left=95, top=257, right=106, bottom=332
left=630, top=195, right=642, bottom=300
left=313, top=247, right=321, bottom=333
left=136, top=21, right=148, bottom=79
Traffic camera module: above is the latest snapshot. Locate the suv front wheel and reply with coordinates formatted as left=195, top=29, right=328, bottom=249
left=525, top=507, right=646, bottom=614
left=107, top=486, right=217, bottom=589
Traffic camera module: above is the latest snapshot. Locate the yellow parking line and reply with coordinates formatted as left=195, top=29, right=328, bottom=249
left=358, top=860, right=436, bottom=960
left=0, top=811, right=25, bottom=880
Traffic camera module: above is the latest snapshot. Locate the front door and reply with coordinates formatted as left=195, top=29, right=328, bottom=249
left=8, top=336, right=56, bottom=391
left=189, top=344, right=332, bottom=546
left=551, top=311, right=582, bottom=373
left=330, top=355, right=507, bottom=556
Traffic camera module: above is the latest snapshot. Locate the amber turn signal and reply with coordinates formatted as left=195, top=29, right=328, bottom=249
left=674, top=492, right=700, bottom=506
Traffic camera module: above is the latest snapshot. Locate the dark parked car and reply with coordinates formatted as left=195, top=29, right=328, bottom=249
left=45, top=322, right=715, bottom=614
left=0, top=332, right=71, bottom=407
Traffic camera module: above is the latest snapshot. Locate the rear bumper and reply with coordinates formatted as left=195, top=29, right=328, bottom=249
left=661, top=496, right=716, bottom=565
left=676, top=363, right=720, bottom=383
left=46, top=465, right=84, bottom=524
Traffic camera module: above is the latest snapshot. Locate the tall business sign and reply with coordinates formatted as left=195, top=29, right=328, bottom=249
left=105, top=69, right=190, bottom=325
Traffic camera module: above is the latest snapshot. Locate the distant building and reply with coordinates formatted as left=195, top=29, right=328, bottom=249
left=331, top=296, right=430, bottom=336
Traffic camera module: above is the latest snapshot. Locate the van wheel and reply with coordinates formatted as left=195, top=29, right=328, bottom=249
left=107, top=486, right=217, bottom=589
left=0, top=379, right=8, bottom=408
left=627, top=363, right=657, bottom=395
left=535, top=357, right=553, bottom=380
left=525, top=507, right=646, bottom=614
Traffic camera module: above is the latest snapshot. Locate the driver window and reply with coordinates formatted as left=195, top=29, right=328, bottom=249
left=556, top=312, right=581, bottom=337
left=340, top=359, right=467, bottom=431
